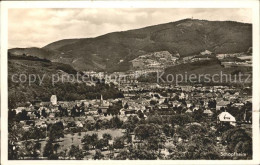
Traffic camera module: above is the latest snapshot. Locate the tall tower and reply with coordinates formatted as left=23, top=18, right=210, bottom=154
left=100, top=94, right=104, bottom=106
left=50, top=95, right=57, bottom=105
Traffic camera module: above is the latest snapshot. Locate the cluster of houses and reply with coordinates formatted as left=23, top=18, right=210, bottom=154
left=131, top=51, right=179, bottom=69
left=12, top=48, right=253, bottom=130
left=11, top=76, right=252, bottom=160
left=217, top=48, right=252, bottom=68
left=14, top=80, right=252, bottom=131
left=182, top=50, right=213, bottom=63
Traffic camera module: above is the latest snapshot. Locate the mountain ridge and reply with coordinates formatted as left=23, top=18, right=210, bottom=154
left=9, top=19, right=252, bottom=72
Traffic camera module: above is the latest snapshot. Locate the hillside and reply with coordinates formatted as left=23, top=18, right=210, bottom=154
left=138, top=58, right=252, bottom=86
left=8, top=53, right=123, bottom=108
left=9, top=19, right=252, bottom=72
left=8, top=47, right=58, bottom=60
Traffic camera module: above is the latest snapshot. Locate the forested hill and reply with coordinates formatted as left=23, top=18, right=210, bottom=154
left=8, top=53, right=123, bottom=108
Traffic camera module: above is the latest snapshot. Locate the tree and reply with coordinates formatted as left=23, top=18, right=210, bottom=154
left=102, top=133, right=112, bottom=140
left=96, top=139, right=107, bottom=150
left=170, top=114, right=192, bottom=126
left=19, top=141, right=41, bottom=159
left=107, top=101, right=122, bottom=115
left=41, top=108, right=47, bottom=118
left=129, top=148, right=157, bottom=160
left=95, top=120, right=102, bottom=130
left=122, top=122, right=135, bottom=134
left=102, top=133, right=112, bottom=146
left=176, top=126, right=191, bottom=140
left=91, top=133, right=98, bottom=148
left=59, top=149, right=68, bottom=160
left=48, top=122, right=64, bottom=141
left=221, top=128, right=252, bottom=158
left=43, top=140, right=56, bottom=159
left=124, top=103, right=129, bottom=109
left=113, top=136, right=125, bottom=149
left=17, top=110, right=30, bottom=121
left=184, top=134, right=220, bottom=159
left=97, top=109, right=102, bottom=114
left=147, top=114, right=163, bottom=125
left=68, top=145, right=84, bottom=160
left=53, top=143, right=60, bottom=154
left=8, top=109, right=17, bottom=121
left=49, top=154, right=59, bottom=160
left=162, top=124, right=174, bottom=137
left=93, top=149, right=104, bottom=160
left=81, top=133, right=98, bottom=150
left=147, top=136, right=161, bottom=151
left=81, top=134, right=91, bottom=150
left=137, top=110, right=144, bottom=119
left=109, top=116, right=123, bottom=128
left=8, top=122, right=24, bottom=160
left=115, top=149, right=129, bottom=160
left=187, top=124, right=207, bottom=135
left=31, top=127, right=46, bottom=141
left=134, top=124, right=161, bottom=141
left=150, top=100, right=157, bottom=105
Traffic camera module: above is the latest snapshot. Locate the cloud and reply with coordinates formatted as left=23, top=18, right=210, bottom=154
left=8, top=8, right=252, bottom=48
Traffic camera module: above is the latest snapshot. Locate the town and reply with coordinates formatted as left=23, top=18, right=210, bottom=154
left=8, top=52, right=252, bottom=160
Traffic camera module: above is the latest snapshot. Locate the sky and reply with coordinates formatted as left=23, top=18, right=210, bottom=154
left=8, top=8, right=252, bottom=48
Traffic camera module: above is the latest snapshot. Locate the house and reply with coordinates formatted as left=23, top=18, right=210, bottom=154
left=28, top=113, right=37, bottom=120
left=192, top=106, right=199, bottom=111
left=32, top=99, right=42, bottom=107
left=245, top=98, right=252, bottom=103
left=15, top=107, right=26, bottom=113
left=23, top=125, right=31, bottom=131
left=216, top=100, right=230, bottom=110
left=170, top=100, right=182, bottom=107
left=131, top=59, right=144, bottom=68
left=40, top=101, right=51, bottom=107
left=75, top=121, right=84, bottom=128
left=232, top=103, right=244, bottom=108
left=49, top=112, right=56, bottom=118
left=179, top=92, right=185, bottom=99
left=203, top=109, right=213, bottom=116
left=158, top=104, right=169, bottom=110
left=223, top=92, right=231, bottom=99
left=35, top=121, right=47, bottom=128
left=158, top=98, right=166, bottom=104
left=182, top=56, right=194, bottom=62
left=200, top=50, right=212, bottom=56
left=186, top=109, right=193, bottom=113
left=120, top=108, right=136, bottom=115
left=217, top=112, right=236, bottom=126
left=87, top=107, right=98, bottom=115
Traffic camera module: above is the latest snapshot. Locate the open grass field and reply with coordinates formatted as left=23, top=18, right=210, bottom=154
left=40, top=128, right=125, bottom=157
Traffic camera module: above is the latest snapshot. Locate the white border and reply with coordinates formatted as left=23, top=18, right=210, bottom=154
left=1, top=1, right=259, bottom=165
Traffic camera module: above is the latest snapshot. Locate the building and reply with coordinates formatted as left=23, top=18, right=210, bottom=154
left=203, top=109, right=213, bottom=117
left=200, top=50, right=212, bottom=56
left=50, top=95, right=57, bottom=105
left=216, top=100, right=230, bottom=110
left=217, top=111, right=236, bottom=126
left=15, top=107, right=26, bottom=113
left=131, top=59, right=144, bottom=68
left=99, top=95, right=110, bottom=113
